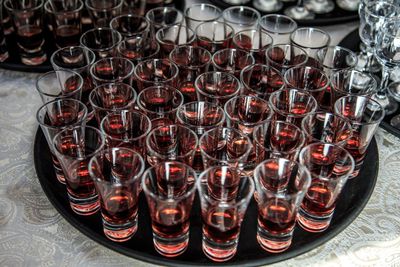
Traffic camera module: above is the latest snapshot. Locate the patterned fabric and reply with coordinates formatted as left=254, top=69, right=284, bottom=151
left=0, top=69, right=399, bottom=266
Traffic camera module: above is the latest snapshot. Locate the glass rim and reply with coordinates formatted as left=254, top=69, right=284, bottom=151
left=169, top=45, right=212, bottom=69
left=333, top=95, right=386, bottom=126
left=136, top=85, right=184, bottom=115
left=223, top=95, right=272, bottom=127
left=269, top=88, right=318, bottom=118
left=145, top=124, right=199, bottom=160
left=80, top=27, right=122, bottom=52
left=36, top=98, right=88, bottom=129
left=117, top=38, right=161, bottom=62
left=89, top=56, right=135, bottom=83
left=222, top=6, right=261, bottom=25
left=184, top=3, right=222, bottom=22
left=283, top=65, right=330, bottom=92
left=316, top=45, right=358, bottom=70
left=88, top=147, right=145, bottom=185
left=4, top=0, right=44, bottom=12
left=300, top=111, right=354, bottom=145
left=145, top=6, right=183, bottom=26
left=110, top=14, right=150, bottom=37
left=133, top=58, right=179, bottom=84
left=365, top=1, right=400, bottom=18
left=253, top=120, right=306, bottom=155
left=196, top=166, right=255, bottom=208
left=253, top=158, right=311, bottom=198
left=44, top=0, right=84, bottom=14
left=259, top=14, right=298, bottom=34
left=36, top=69, right=84, bottom=99
left=330, top=69, right=378, bottom=96
left=240, top=63, right=284, bottom=95
left=53, top=125, right=105, bottom=160
left=199, top=127, right=253, bottom=164
left=290, top=27, right=331, bottom=50
left=176, top=101, right=226, bottom=130
left=232, top=29, right=273, bottom=52
left=89, top=82, right=137, bottom=112
left=195, top=71, right=241, bottom=100
left=195, top=21, right=234, bottom=41
left=155, top=25, right=196, bottom=46
left=299, top=141, right=356, bottom=179
left=50, top=46, right=96, bottom=72
left=266, top=44, right=309, bottom=68
left=211, top=48, right=255, bottom=72
left=85, top=0, right=123, bottom=11
left=100, top=110, right=152, bottom=142
left=141, top=161, right=198, bottom=201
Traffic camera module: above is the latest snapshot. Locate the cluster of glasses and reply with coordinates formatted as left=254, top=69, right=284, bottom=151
left=356, top=0, right=400, bottom=128
left=32, top=2, right=387, bottom=263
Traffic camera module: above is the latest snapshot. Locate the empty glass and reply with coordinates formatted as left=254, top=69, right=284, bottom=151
left=156, top=25, right=196, bottom=58
left=195, top=21, right=234, bottom=54
left=290, top=27, right=331, bottom=61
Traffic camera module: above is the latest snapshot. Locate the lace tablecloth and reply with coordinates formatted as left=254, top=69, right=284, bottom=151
left=0, top=68, right=400, bottom=267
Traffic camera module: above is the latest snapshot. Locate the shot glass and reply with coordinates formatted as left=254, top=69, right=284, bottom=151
left=44, top=0, right=83, bottom=48
left=85, top=0, right=123, bottom=27
left=89, top=147, right=144, bottom=241
left=134, top=58, right=179, bottom=92
left=117, top=36, right=160, bottom=64
left=334, top=96, right=385, bottom=178
left=176, top=101, right=225, bottom=173
left=283, top=66, right=329, bottom=105
left=146, top=124, right=198, bottom=166
left=156, top=25, right=196, bottom=59
left=142, top=161, right=197, bottom=257
left=4, top=0, right=47, bottom=65
left=222, top=6, right=260, bottom=32
left=53, top=126, right=105, bottom=215
left=146, top=7, right=183, bottom=38
left=290, top=27, right=330, bottom=62
left=197, top=166, right=254, bottom=262
left=259, top=14, right=298, bottom=45
left=90, top=57, right=135, bottom=86
left=89, top=83, right=137, bottom=125
left=232, top=29, right=273, bottom=63
left=36, top=69, right=83, bottom=104
left=100, top=110, right=152, bottom=157
left=195, top=71, right=241, bottom=107
left=36, top=99, right=88, bottom=184
left=195, top=21, right=234, bottom=54
left=330, top=69, right=377, bottom=108
left=184, top=3, right=221, bottom=31
left=110, top=14, right=149, bottom=38
left=199, top=127, right=252, bottom=170
left=212, top=48, right=255, bottom=78
left=316, top=46, right=358, bottom=77
left=301, top=112, right=353, bottom=146
left=253, top=120, right=305, bottom=162
left=137, top=85, right=184, bottom=128
left=266, top=44, right=309, bottom=74
left=240, top=64, right=284, bottom=100
left=170, top=45, right=212, bottom=102
left=254, top=158, right=311, bottom=253
left=224, top=95, right=272, bottom=175
left=80, top=28, right=122, bottom=59
left=298, top=142, right=355, bottom=232
left=269, top=88, right=318, bottom=126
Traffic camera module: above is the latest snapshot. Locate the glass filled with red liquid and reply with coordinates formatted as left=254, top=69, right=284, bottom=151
left=197, top=166, right=254, bottom=262
left=232, top=29, right=273, bottom=63
left=90, top=57, right=135, bottom=86
left=156, top=25, right=196, bottom=59
left=80, top=28, right=122, bottom=60
left=85, top=0, right=123, bottom=27
left=89, top=147, right=145, bottom=242
left=110, top=14, right=149, bottom=38
left=142, top=161, right=197, bottom=257
left=53, top=126, right=105, bottom=215
left=195, top=21, right=234, bottom=53
left=253, top=158, right=311, bottom=253
left=117, top=36, right=160, bottom=64
left=266, top=44, right=308, bottom=74
left=298, top=142, right=355, bottom=232
left=212, top=48, right=255, bottom=78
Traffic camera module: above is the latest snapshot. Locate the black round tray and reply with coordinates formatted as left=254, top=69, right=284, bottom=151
left=338, top=28, right=400, bottom=139
left=34, top=127, right=379, bottom=266
left=208, top=0, right=358, bottom=26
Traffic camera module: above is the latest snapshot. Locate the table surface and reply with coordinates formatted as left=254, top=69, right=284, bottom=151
left=1, top=5, right=400, bottom=266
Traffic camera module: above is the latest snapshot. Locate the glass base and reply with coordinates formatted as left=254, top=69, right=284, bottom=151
left=202, top=235, right=238, bottom=262
left=336, top=0, right=360, bottom=11
left=21, top=53, right=47, bottom=66
left=297, top=208, right=333, bottom=233
left=153, top=231, right=189, bottom=257
left=284, top=6, right=315, bottom=20
left=305, top=0, right=335, bottom=14
left=390, top=115, right=400, bottom=129
left=103, top=217, right=138, bottom=242
left=369, top=93, right=398, bottom=116
left=355, top=52, right=381, bottom=73
left=68, top=193, right=100, bottom=216
left=388, top=82, right=400, bottom=102
left=256, top=225, right=293, bottom=253
left=253, top=0, right=283, bottom=12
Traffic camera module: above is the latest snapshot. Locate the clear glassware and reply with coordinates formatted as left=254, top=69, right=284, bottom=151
left=388, top=82, right=400, bottom=129
left=284, top=0, right=315, bottom=20
left=304, top=0, right=335, bottom=14
left=184, top=3, right=221, bottom=31
left=259, top=14, right=298, bottom=45
left=222, top=6, right=260, bottom=32
left=253, top=0, right=283, bottom=13
left=290, top=27, right=331, bottom=61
